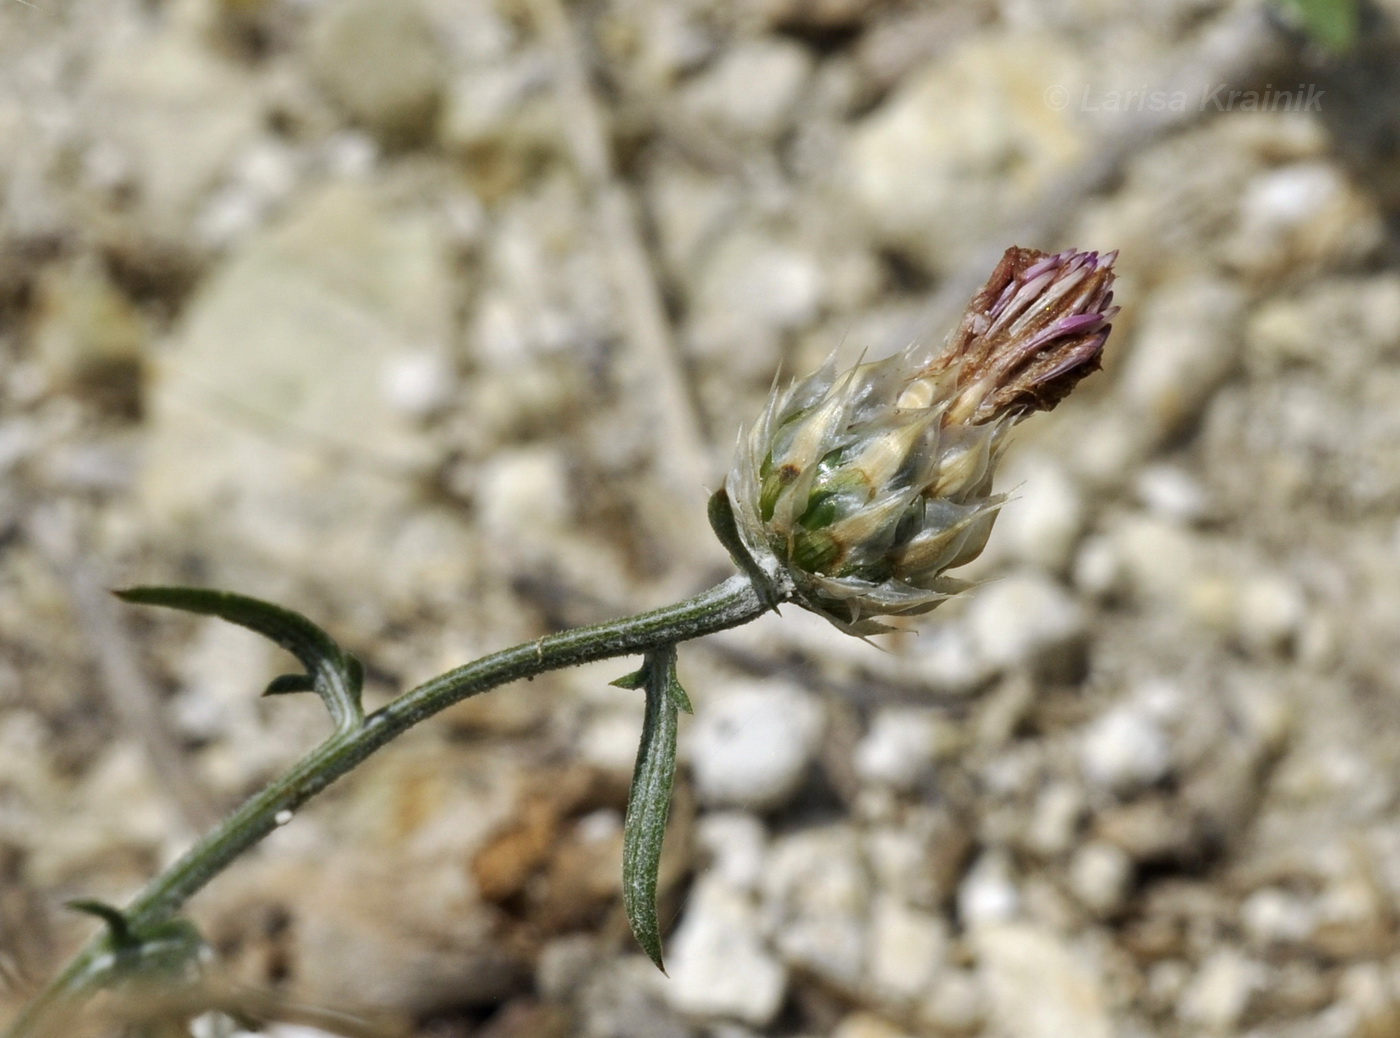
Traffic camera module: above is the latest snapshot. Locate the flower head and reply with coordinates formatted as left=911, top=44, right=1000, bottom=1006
left=720, top=246, right=1118, bottom=634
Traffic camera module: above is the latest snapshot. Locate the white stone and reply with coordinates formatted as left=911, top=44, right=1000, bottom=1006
left=964, top=571, right=1085, bottom=673
left=865, top=895, right=948, bottom=1003
left=382, top=349, right=456, bottom=418
left=973, top=923, right=1113, bottom=1038
left=898, top=622, right=995, bottom=696
left=536, top=934, right=598, bottom=1001
left=1134, top=678, right=1188, bottom=725
left=986, top=455, right=1085, bottom=573
left=1107, top=515, right=1202, bottom=604
left=853, top=707, right=951, bottom=791
left=577, top=708, right=645, bottom=776
left=439, top=54, right=556, bottom=155
left=1117, top=276, right=1246, bottom=446
left=1226, top=160, right=1383, bottom=276
left=1178, top=949, right=1264, bottom=1032
left=86, top=28, right=261, bottom=228
left=844, top=34, right=1086, bottom=273
left=1240, top=887, right=1315, bottom=947
left=918, top=969, right=984, bottom=1033
left=1072, top=534, right=1123, bottom=599
left=681, top=39, right=813, bottom=141
left=689, top=229, right=824, bottom=381
left=1234, top=572, right=1307, bottom=653
left=1068, top=841, right=1133, bottom=916
left=1024, top=782, right=1085, bottom=856
left=830, top=1013, right=914, bottom=1038
left=667, top=874, right=787, bottom=1026
left=957, top=851, right=1020, bottom=928
left=1240, top=162, right=1345, bottom=229
left=310, top=0, right=446, bottom=145
left=688, top=682, right=824, bottom=811
left=696, top=812, right=767, bottom=892
left=761, top=826, right=868, bottom=986
left=1080, top=705, right=1173, bottom=795
left=254, top=1025, right=343, bottom=1038
left=196, top=138, right=303, bottom=246
left=1136, top=464, right=1210, bottom=524
left=475, top=447, right=574, bottom=544
left=141, top=182, right=457, bottom=591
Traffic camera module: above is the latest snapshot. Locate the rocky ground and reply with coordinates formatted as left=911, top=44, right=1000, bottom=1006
left=4, top=0, right=1400, bottom=1035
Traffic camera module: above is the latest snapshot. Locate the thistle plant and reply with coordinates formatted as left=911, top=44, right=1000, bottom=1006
left=723, top=246, right=1117, bottom=634
left=3, top=245, right=1116, bottom=1038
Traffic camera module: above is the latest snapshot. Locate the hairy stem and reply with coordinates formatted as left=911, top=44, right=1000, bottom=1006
left=4, top=574, right=769, bottom=1038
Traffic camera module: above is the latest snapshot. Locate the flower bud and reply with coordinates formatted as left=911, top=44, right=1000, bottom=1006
left=721, top=246, right=1118, bottom=634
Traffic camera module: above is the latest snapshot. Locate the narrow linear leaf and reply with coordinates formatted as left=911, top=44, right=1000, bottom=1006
left=116, top=586, right=363, bottom=733
left=666, top=674, right=693, bottom=715
left=622, top=646, right=681, bottom=972
left=66, top=901, right=206, bottom=992
left=264, top=673, right=316, bottom=696
left=609, top=668, right=646, bottom=690
left=66, top=900, right=135, bottom=948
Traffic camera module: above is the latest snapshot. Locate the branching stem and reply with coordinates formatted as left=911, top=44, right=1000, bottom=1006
left=4, top=574, right=770, bottom=1038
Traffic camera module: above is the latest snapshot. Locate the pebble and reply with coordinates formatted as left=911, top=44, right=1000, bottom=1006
left=475, top=446, right=574, bottom=544
left=696, top=812, right=767, bottom=891
left=1072, top=533, right=1124, bottom=600
left=1233, top=572, right=1307, bottom=654
left=981, top=454, right=1085, bottom=574
left=898, top=621, right=996, bottom=696
left=87, top=26, right=261, bottom=227
left=680, top=39, right=814, bottom=142
left=1178, top=948, right=1264, bottom=1032
left=1024, top=782, right=1085, bottom=857
left=957, top=851, right=1020, bottom=928
left=864, top=810, right=971, bottom=908
left=972, top=922, right=1113, bottom=1038
left=666, top=873, right=788, bottom=1026
left=31, top=256, right=147, bottom=399
left=852, top=707, right=952, bottom=792
left=1224, top=161, right=1383, bottom=279
left=1117, top=275, right=1246, bottom=449
left=761, top=826, right=868, bottom=987
left=381, top=349, right=456, bottom=419
left=1068, top=841, right=1133, bottom=916
left=917, top=969, right=985, bottom=1033
left=1240, top=887, right=1315, bottom=948
left=864, top=895, right=948, bottom=1004
left=1136, top=464, right=1211, bottom=524
left=1080, top=704, right=1174, bottom=795
left=688, top=228, right=824, bottom=381
left=580, top=958, right=697, bottom=1038
left=1245, top=274, right=1400, bottom=379
left=830, top=1013, right=913, bottom=1038
left=438, top=53, right=558, bottom=163
left=536, top=934, right=600, bottom=1001
left=140, top=181, right=457, bottom=594
left=687, top=681, right=824, bottom=811
left=309, top=0, right=446, bottom=147
left=964, top=571, right=1086, bottom=677
left=844, top=33, right=1086, bottom=273
left=1106, top=515, right=1201, bottom=605
left=196, top=138, right=303, bottom=246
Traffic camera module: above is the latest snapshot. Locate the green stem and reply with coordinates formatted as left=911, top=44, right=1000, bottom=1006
left=4, top=574, right=770, bottom=1038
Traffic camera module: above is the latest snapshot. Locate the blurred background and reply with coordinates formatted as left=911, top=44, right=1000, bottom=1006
left=3, top=0, right=1400, bottom=1035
